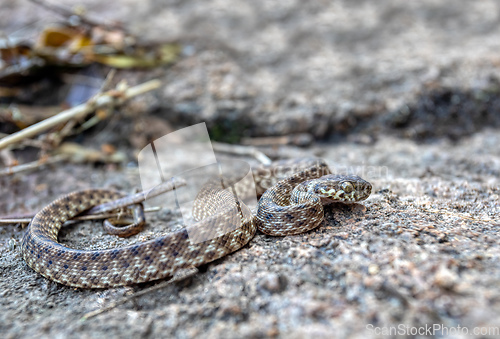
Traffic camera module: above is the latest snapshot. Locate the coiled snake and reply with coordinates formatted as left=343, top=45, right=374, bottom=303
left=21, top=158, right=372, bottom=288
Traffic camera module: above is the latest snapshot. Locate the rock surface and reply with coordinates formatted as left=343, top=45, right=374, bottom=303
left=1, top=0, right=500, bottom=338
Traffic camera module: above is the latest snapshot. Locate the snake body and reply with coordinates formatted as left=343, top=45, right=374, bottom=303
left=21, top=158, right=371, bottom=288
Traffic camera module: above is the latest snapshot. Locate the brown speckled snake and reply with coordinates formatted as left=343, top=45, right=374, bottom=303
left=21, top=158, right=372, bottom=288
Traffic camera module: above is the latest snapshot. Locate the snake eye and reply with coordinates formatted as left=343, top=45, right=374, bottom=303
left=341, top=181, right=354, bottom=193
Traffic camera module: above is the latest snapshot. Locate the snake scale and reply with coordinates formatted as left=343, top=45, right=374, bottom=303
left=21, top=158, right=372, bottom=288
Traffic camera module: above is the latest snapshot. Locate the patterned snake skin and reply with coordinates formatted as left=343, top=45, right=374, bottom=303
left=21, top=158, right=372, bottom=288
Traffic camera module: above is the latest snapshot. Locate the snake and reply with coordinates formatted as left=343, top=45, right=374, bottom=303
left=21, top=158, right=372, bottom=288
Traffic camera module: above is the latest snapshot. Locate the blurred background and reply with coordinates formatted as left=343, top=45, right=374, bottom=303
left=1, top=1, right=500, bottom=338
left=3, top=0, right=500, bottom=152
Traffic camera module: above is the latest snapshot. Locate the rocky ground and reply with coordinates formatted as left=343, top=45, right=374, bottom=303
left=1, top=0, right=500, bottom=338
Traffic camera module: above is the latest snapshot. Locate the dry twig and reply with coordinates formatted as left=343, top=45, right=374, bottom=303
left=212, top=141, right=271, bottom=165
left=87, top=177, right=186, bottom=215
left=0, top=207, right=161, bottom=225
left=28, top=0, right=122, bottom=30
left=0, top=177, right=185, bottom=224
left=80, top=268, right=198, bottom=321
left=0, top=132, right=45, bottom=149
left=0, top=79, right=161, bottom=150
left=241, top=133, right=313, bottom=147
left=0, top=154, right=68, bottom=177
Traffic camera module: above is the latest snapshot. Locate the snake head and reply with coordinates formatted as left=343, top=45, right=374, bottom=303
left=303, top=174, right=372, bottom=203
